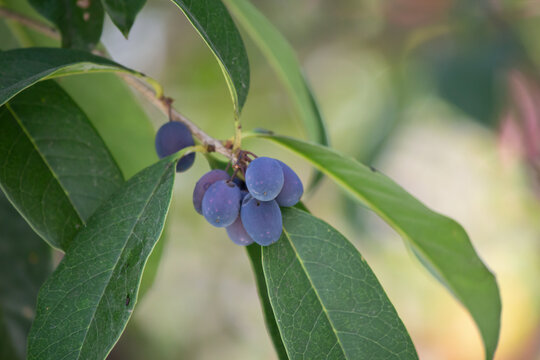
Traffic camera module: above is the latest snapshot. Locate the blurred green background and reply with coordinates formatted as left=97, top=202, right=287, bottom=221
left=102, top=1, right=540, bottom=359
left=4, top=0, right=540, bottom=359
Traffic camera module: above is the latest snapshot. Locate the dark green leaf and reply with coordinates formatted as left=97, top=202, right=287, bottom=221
left=252, top=133, right=501, bottom=360
left=0, top=47, right=151, bottom=107
left=0, top=47, right=120, bottom=103
left=102, top=0, right=147, bottom=38
left=1, top=7, right=167, bottom=297
left=224, top=0, right=328, bottom=190
left=0, top=193, right=52, bottom=360
left=28, top=0, right=104, bottom=50
left=27, top=158, right=175, bottom=360
left=224, top=0, right=328, bottom=145
left=0, top=81, right=124, bottom=250
left=138, top=217, right=168, bottom=298
left=169, top=0, right=250, bottom=114
left=245, top=244, right=288, bottom=360
left=264, top=207, right=418, bottom=359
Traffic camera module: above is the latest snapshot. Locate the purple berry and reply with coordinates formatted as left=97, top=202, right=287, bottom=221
left=245, top=157, right=284, bottom=201
left=193, top=170, right=230, bottom=214
left=241, top=196, right=282, bottom=246
left=202, top=180, right=241, bottom=227
left=226, top=217, right=254, bottom=246
left=275, top=161, right=303, bottom=207
left=155, top=121, right=195, bottom=172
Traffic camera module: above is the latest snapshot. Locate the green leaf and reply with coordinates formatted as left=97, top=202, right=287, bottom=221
left=59, top=74, right=158, bottom=179
left=252, top=133, right=501, bottom=360
left=0, top=80, right=124, bottom=250
left=27, top=158, right=175, bottom=360
left=223, top=0, right=328, bottom=146
left=28, top=0, right=104, bottom=50
left=263, top=207, right=418, bottom=359
left=0, top=193, right=52, bottom=360
left=0, top=47, right=154, bottom=108
left=102, top=0, right=147, bottom=38
left=245, top=244, right=288, bottom=360
left=169, top=0, right=250, bottom=114
left=223, top=0, right=328, bottom=190
left=1, top=5, right=166, bottom=297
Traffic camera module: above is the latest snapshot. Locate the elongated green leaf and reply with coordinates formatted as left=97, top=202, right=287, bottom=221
left=224, top=0, right=328, bottom=145
left=0, top=81, right=124, bottom=250
left=1, top=3, right=166, bottom=297
left=223, top=0, right=328, bottom=190
left=169, top=0, right=250, bottom=114
left=0, top=193, right=52, bottom=360
left=27, top=158, right=175, bottom=360
left=264, top=207, right=417, bottom=359
left=102, top=0, right=146, bottom=38
left=252, top=133, right=501, bottom=360
left=0, top=47, right=153, bottom=107
left=28, top=0, right=104, bottom=50
left=245, top=245, right=288, bottom=360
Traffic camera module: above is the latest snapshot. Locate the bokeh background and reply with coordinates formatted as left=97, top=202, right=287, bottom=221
left=103, top=1, right=540, bottom=359
left=4, top=0, right=540, bottom=359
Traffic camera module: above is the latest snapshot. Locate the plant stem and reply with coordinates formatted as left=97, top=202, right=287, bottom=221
left=0, top=6, right=235, bottom=162
left=0, top=7, right=59, bottom=40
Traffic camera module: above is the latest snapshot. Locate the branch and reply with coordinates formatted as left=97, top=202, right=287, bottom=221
left=0, top=7, right=59, bottom=40
left=0, top=6, right=235, bottom=161
left=119, top=75, right=233, bottom=159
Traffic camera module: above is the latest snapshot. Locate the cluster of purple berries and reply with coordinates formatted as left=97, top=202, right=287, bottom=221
left=154, top=121, right=303, bottom=246
left=193, top=157, right=303, bottom=246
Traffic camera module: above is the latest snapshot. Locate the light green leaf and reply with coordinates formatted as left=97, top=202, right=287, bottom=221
left=169, top=0, right=250, bottom=114
left=102, top=0, right=147, bottom=38
left=263, top=207, right=418, bottom=359
left=245, top=244, right=288, bottom=360
left=224, top=0, right=328, bottom=146
left=27, top=158, right=175, bottom=360
left=252, top=133, right=501, bottom=360
left=0, top=47, right=160, bottom=107
left=0, top=81, right=124, bottom=250
left=59, top=74, right=158, bottom=179
left=28, top=0, right=104, bottom=50
left=0, top=193, right=52, bottom=360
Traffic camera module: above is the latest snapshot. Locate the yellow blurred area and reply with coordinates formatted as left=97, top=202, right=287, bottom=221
left=103, top=0, right=540, bottom=359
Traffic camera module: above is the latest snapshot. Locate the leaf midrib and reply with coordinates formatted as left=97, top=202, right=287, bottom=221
left=263, top=136, right=465, bottom=307
left=261, top=135, right=497, bottom=359
left=280, top=226, right=347, bottom=359
left=75, top=162, right=172, bottom=359
left=6, top=103, right=85, bottom=233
